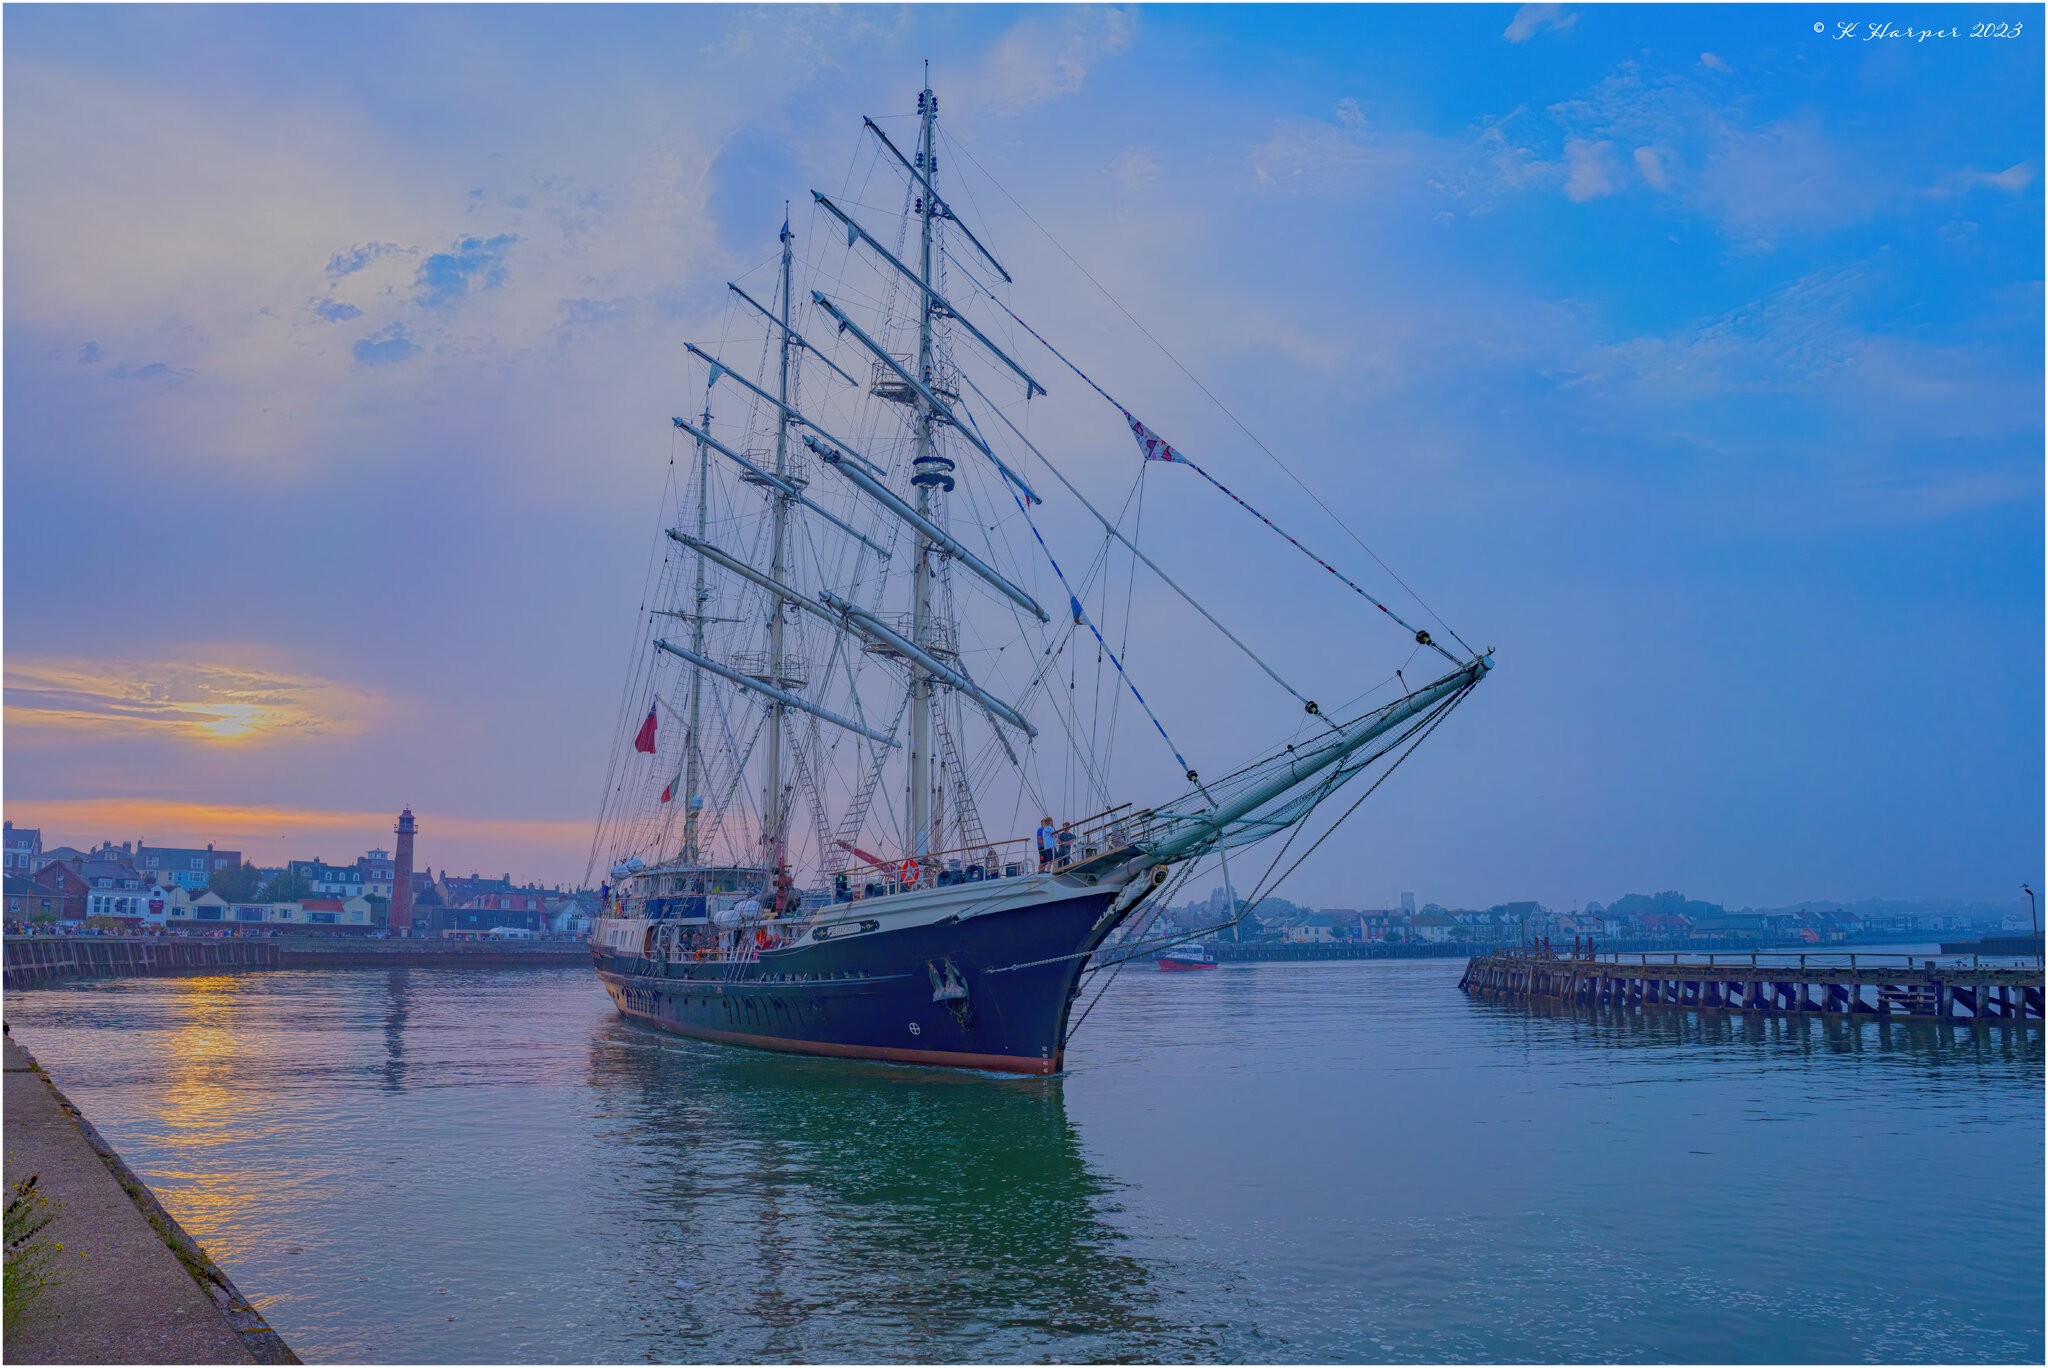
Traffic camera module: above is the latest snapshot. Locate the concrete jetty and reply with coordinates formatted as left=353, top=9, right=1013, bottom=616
left=1461, top=948, right=2045, bottom=1021
left=2, top=1031, right=296, bottom=1365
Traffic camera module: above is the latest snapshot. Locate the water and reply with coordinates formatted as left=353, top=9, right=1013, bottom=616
left=5, top=956, right=2041, bottom=1363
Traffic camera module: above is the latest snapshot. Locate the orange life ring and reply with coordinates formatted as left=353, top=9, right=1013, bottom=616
left=755, top=928, right=770, bottom=950
left=899, top=859, right=920, bottom=886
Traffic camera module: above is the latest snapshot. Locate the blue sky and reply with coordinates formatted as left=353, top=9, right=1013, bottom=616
left=4, top=4, right=2040, bottom=908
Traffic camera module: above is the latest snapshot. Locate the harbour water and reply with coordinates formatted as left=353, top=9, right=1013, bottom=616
left=5, top=954, right=2041, bottom=1364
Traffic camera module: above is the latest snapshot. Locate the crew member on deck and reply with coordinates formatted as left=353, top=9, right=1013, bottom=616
left=1036, top=818, right=1057, bottom=872
left=1056, top=823, right=1075, bottom=869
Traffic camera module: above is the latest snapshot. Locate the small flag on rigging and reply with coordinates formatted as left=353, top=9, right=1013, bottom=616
left=1123, top=409, right=1186, bottom=464
left=633, top=704, right=659, bottom=754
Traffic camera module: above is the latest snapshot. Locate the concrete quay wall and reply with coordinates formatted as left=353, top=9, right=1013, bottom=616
left=2, top=1030, right=297, bottom=1364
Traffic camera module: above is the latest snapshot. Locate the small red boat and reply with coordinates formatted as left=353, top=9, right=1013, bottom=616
left=1157, top=942, right=1218, bottom=971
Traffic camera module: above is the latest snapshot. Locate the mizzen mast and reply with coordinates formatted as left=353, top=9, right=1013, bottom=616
left=682, top=395, right=711, bottom=865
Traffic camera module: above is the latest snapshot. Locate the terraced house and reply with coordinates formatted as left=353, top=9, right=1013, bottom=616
left=136, top=841, right=242, bottom=891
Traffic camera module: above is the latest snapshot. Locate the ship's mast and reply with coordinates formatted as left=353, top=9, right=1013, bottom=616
left=762, top=212, right=796, bottom=867
left=682, top=396, right=711, bottom=865
left=906, top=72, right=939, bottom=862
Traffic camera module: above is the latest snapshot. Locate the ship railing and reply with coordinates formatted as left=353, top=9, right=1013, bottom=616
left=830, top=836, right=1036, bottom=903
left=1008, top=802, right=1152, bottom=877
left=824, top=803, right=1157, bottom=906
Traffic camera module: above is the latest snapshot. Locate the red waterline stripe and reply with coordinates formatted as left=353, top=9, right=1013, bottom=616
left=618, top=1009, right=1062, bottom=1076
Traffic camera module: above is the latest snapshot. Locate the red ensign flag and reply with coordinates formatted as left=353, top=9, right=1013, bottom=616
left=633, top=705, right=658, bottom=754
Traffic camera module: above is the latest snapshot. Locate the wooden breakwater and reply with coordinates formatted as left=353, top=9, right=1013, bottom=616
left=1460, top=950, right=2044, bottom=1022
left=4, top=935, right=587, bottom=990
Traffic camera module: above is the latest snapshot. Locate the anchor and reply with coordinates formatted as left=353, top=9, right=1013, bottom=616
left=926, top=958, right=971, bottom=1024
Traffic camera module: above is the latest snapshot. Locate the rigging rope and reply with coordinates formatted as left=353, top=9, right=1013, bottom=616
left=956, top=374, right=1322, bottom=716
left=953, top=396, right=1201, bottom=785
left=936, top=125, right=1477, bottom=662
left=1010, top=485, right=1196, bottom=783
left=974, top=292, right=1461, bottom=667
left=992, top=682, right=1472, bottom=984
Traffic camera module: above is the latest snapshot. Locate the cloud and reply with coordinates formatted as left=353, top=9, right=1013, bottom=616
left=1694, top=116, right=1894, bottom=236
left=78, top=341, right=102, bottom=363
left=1538, top=62, right=1912, bottom=236
left=413, top=233, right=517, bottom=309
left=312, top=298, right=362, bottom=322
left=1504, top=5, right=1576, bottom=42
left=7, top=798, right=589, bottom=874
left=555, top=296, right=640, bottom=342
left=1633, top=145, right=1671, bottom=191
left=1250, top=115, right=1432, bottom=195
left=106, top=360, right=195, bottom=386
left=1109, top=147, right=1160, bottom=194
left=352, top=322, right=417, bottom=367
left=1573, top=263, right=2044, bottom=470
left=1563, top=138, right=1620, bottom=201
left=327, top=241, right=407, bottom=278
left=1334, top=98, right=1366, bottom=132
left=1699, top=51, right=1732, bottom=73
left=1930, top=162, right=2037, bottom=198
left=5, top=657, right=378, bottom=745
left=980, top=6, right=1136, bottom=115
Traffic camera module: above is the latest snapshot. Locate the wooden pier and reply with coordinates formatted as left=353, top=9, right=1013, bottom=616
left=1461, top=949, right=2044, bottom=1022
left=3, top=936, right=280, bottom=990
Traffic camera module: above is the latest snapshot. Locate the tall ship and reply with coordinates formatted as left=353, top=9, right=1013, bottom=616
left=587, top=73, right=1491, bottom=1074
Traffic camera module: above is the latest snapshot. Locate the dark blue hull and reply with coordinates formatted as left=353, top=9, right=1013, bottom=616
left=592, top=888, right=1123, bottom=1074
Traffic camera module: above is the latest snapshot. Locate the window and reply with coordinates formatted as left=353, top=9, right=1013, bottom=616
left=197, top=907, right=222, bottom=921
left=147, top=856, right=160, bottom=868
left=308, top=912, right=338, bottom=924
left=191, top=858, right=204, bottom=870
left=236, top=907, right=265, bottom=922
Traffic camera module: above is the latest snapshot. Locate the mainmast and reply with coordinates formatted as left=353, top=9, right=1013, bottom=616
left=682, top=396, right=711, bottom=865
left=906, top=72, right=942, bottom=862
left=762, top=212, right=797, bottom=867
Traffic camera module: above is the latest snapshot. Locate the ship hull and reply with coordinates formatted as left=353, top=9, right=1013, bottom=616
left=591, top=878, right=1128, bottom=1074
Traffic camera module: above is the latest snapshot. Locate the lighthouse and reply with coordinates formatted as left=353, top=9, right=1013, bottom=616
left=392, top=807, right=418, bottom=936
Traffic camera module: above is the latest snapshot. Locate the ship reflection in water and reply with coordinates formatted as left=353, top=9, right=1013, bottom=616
left=586, top=1021, right=1218, bottom=1362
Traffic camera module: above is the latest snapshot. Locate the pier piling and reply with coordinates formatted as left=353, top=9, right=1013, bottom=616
left=1459, top=949, right=2044, bottom=1022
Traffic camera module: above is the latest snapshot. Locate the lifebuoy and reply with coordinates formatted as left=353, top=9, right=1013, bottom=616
left=900, top=859, right=920, bottom=886
left=755, top=929, right=770, bottom=950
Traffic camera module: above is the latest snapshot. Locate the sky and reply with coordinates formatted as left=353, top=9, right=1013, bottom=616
left=4, top=3, right=2041, bottom=909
